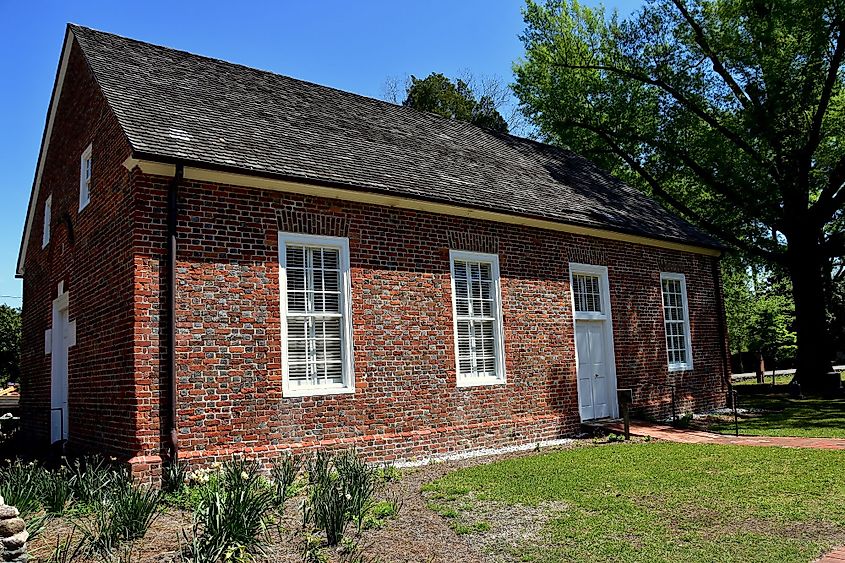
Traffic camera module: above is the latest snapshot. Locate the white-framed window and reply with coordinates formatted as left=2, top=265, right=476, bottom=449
left=572, top=272, right=603, bottom=315
left=660, top=272, right=693, bottom=372
left=42, top=195, right=52, bottom=248
left=279, top=232, right=354, bottom=396
left=79, top=144, right=92, bottom=211
left=449, top=250, right=506, bottom=387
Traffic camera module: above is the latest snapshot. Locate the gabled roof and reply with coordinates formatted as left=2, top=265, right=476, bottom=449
left=19, top=25, right=720, bottom=275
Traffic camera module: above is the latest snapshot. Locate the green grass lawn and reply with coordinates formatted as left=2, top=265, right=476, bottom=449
left=425, top=443, right=845, bottom=563
left=708, top=394, right=845, bottom=439
left=733, top=374, right=794, bottom=386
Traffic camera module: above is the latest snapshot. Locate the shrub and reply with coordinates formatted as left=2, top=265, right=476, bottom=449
left=305, top=450, right=333, bottom=486
left=184, top=459, right=275, bottom=561
left=270, top=452, right=302, bottom=507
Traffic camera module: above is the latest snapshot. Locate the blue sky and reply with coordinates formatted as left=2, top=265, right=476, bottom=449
left=0, top=0, right=642, bottom=308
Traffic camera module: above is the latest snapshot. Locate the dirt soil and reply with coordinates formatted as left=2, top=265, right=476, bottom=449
left=26, top=442, right=582, bottom=563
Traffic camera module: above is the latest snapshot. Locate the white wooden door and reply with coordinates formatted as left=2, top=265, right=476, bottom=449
left=575, top=320, right=611, bottom=420
left=51, top=303, right=69, bottom=443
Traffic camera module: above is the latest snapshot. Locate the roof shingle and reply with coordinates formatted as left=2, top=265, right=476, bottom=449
left=70, top=24, right=719, bottom=249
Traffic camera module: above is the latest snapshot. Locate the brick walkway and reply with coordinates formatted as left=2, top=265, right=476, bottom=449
left=597, top=420, right=845, bottom=562
left=600, top=420, right=845, bottom=450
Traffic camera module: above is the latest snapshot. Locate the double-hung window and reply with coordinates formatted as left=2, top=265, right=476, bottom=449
left=450, top=250, right=505, bottom=386
left=79, top=144, right=92, bottom=211
left=42, top=195, right=52, bottom=248
left=660, top=272, right=693, bottom=371
left=280, top=233, right=354, bottom=396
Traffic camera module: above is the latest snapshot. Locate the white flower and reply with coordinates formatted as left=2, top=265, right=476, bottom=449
left=240, top=471, right=249, bottom=480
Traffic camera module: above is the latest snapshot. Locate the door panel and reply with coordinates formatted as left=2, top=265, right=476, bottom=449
left=575, top=320, right=611, bottom=420
left=51, top=306, right=69, bottom=443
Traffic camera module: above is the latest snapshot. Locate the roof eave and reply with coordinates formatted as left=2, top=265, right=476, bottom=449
left=129, top=150, right=724, bottom=256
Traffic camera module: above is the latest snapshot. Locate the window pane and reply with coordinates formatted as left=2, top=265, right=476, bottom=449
left=452, top=255, right=501, bottom=380
left=662, top=275, right=690, bottom=368
left=284, top=242, right=348, bottom=389
left=573, top=274, right=602, bottom=313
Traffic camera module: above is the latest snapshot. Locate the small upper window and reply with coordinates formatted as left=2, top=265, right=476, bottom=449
left=450, top=250, right=506, bottom=386
left=79, top=144, right=92, bottom=211
left=572, top=273, right=602, bottom=313
left=661, top=273, right=693, bottom=371
left=42, top=195, right=52, bottom=248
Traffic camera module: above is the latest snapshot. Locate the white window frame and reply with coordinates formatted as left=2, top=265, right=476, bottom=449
left=79, top=143, right=92, bottom=211
left=660, top=272, right=694, bottom=372
left=42, top=195, right=52, bottom=248
left=449, top=250, right=506, bottom=387
left=279, top=232, right=354, bottom=397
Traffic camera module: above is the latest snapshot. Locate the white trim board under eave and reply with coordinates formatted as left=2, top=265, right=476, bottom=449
left=17, top=29, right=75, bottom=277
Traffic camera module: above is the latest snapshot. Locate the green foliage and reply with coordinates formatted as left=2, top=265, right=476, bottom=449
left=514, top=0, right=845, bottom=377
left=67, top=455, right=124, bottom=507
left=40, top=466, right=73, bottom=515
left=0, top=305, right=20, bottom=387
left=270, top=452, right=302, bottom=506
left=362, top=498, right=401, bottom=530
left=403, top=72, right=509, bottom=133
left=184, top=459, right=275, bottom=562
left=162, top=458, right=188, bottom=494
left=723, top=258, right=797, bottom=364
left=335, top=449, right=377, bottom=533
left=0, top=459, right=45, bottom=518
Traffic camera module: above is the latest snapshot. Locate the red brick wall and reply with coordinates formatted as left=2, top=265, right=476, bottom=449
left=130, top=174, right=728, bottom=468
left=20, top=41, right=727, bottom=470
left=19, top=40, right=137, bottom=455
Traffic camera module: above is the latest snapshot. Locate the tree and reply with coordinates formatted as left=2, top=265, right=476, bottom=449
left=399, top=72, right=510, bottom=133
left=723, top=257, right=796, bottom=378
left=0, top=305, right=20, bottom=387
left=513, top=0, right=845, bottom=388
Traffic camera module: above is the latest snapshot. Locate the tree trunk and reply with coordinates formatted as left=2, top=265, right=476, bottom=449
left=787, top=238, right=834, bottom=391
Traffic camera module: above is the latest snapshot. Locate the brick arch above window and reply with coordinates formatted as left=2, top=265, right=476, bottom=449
left=275, top=208, right=350, bottom=238
left=446, top=231, right=499, bottom=254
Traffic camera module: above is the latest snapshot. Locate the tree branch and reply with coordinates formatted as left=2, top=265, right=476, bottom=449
left=551, top=61, right=776, bottom=178
left=814, top=153, right=845, bottom=218
left=670, top=0, right=757, bottom=111
left=805, top=20, right=845, bottom=159
left=565, top=119, right=783, bottom=261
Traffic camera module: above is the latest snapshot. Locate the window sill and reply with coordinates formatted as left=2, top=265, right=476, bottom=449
left=668, top=364, right=693, bottom=373
left=283, top=385, right=355, bottom=398
left=457, top=377, right=506, bottom=388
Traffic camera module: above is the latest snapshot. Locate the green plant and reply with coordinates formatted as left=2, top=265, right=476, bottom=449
left=67, top=455, right=122, bottom=507
left=162, top=458, right=188, bottom=494
left=184, top=459, right=275, bottom=561
left=0, top=459, right=46, bottom=518
left=300, top=532, right=328, bottom=563
left=73, top=481, right=161, bottom=558
left=362, top=497, right=402, bottom=530
left=335, top=449, right=377, bottom=533
left=307, top=470, right=350, bottom=546
left=108, top=482, right=162, bottom=541
left=673, top=413, right=694, bottom=429
left=305, top=450, right=333, bottom=486
left=374, top=463, right=401, bottom=484
left=270, top=452, right=302, bottom=506
left=40, top=467, right=73, bottom=515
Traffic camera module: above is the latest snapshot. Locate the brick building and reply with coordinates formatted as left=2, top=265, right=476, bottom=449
left=17, top=26, right=729, bottom=478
